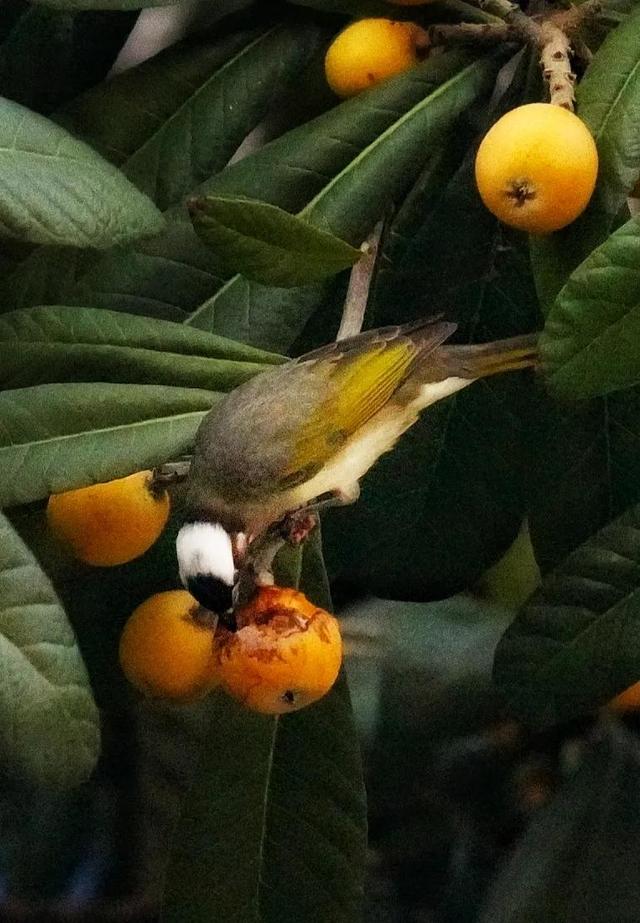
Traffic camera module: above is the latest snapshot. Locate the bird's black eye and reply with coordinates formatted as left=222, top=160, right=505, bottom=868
left=187, top=574, right=234, bottom=616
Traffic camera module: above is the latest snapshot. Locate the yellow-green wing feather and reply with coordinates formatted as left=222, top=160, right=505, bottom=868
left=286, top=321, right=454, bottom=479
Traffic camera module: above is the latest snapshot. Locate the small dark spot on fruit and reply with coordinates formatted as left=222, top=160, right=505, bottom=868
left=282, top=690, right=296, bottom=705
left=367, top=72, right=376, bottom=83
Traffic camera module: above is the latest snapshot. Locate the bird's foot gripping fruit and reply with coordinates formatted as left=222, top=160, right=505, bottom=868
left=279, top=509, right=319, bottom=546
left=214, top=586, right=343, bottom=715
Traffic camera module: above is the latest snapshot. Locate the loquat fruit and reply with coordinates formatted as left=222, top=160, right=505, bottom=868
left=215, top=586, right=343, bottom=715
left=474, top=103, right=598, bottom=234
left=47, top=470, right=170, bottom=567
left=119, top=590, right=219, bottom=701
left=324, top=18, right=428, bottom=98
left=609, top=680, right=640, bottom=713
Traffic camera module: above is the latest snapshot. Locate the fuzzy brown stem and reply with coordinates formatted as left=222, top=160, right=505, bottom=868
left=336, top=221, right=383, bottom=342
left=540, top=20, right=576, bottom=110
left=429, top=21, right=514, bottom=46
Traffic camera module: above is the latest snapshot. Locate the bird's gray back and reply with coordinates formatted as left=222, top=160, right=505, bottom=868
left=192, top=361, right=326, bottom=501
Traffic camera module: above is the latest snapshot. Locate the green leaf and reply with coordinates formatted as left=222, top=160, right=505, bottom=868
left=527, top=387, right=640, bottom=572
left=0, top=6, right=136, bottom=114
left=577, top=3, right=640, bottom=217
left=0, top=305, right=281, bottom=388
left=0, top=17, right=327, bottom=314
left=0, top=96, right=164, bottom=248
left=188, top=51, right=502, bottom=350
left=0, top=305, right=281, bottom=362
left=0, top=383, right=217, bottom=506
left=342, top=594, right=512, bottom=750
left=372, top=47, right=534, bottom=324
left=494, top=501, right=640, bottom=725
left=29, top=0, right=179, bottom=10
left=58, top=21, right=327, bottom=210
left=479, top=725, right=640, bottom=923
left=541, top=214, right=640, bottom=399
left=291, top=0, right=499, bottom=21
left=161, top=533, right=367, bottom=923
left=189, top=195, right=361, bottom=286
left=0, top=247, right=96, bottom=316
left=0, top=509, right=99, bottom=787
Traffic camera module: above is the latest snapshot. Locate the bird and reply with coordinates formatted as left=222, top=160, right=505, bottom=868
left=176, top=317, right=537, bottom=624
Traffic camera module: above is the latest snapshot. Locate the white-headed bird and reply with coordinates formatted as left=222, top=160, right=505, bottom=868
left=177, top=318, right=537, bottom=621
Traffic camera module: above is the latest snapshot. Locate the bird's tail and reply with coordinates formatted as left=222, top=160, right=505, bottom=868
left=440, top=333, right=539, bottom=380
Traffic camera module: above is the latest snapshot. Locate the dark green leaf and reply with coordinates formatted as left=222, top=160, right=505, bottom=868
left=0, top=6, right=136, bottom=114
left=0, top=509, right=99, bottom=787
left=577, top=3, right=640, bottom=217
left=0, top=383, right=217, bottom=506
left=479, top=724, right=640, bottom=922
left=0, top=96, right=164, bottom=247
left=527, top=387, right=640, bottom=572
left=371, top=147, right=498, bottom=326
left=0, top=305, right=281, bottom=388
left=529, top=219, right=609, bottom=316
left=0, top=18, right=327, bottom=314
left=541, top=214, right=640, bottom=399
left=58, top=21, right=327, bottom=210
left=342, top=594, right=512, bottom=750
left=0, top=305, right=281, bottom=362
left=291, top=0, right=499, bottom=22
left=0, top=344, right=271, bottom=392
left=494, top=501, right=640, bottom=725
left=161, top=532, right=367, bottom=923
left=189, top=194, right=361, bottom=286
left=0, top=247, right=95, bottom=315
left=188, top=51, right=502, bottom=350
left=30, top=0, right=179, bottom=9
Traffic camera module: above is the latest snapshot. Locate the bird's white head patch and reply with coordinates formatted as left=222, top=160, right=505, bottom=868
left=176, top=521, right=236, bottom=614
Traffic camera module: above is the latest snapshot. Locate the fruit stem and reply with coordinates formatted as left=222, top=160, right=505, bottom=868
left=150, top=458, right=192, bottom=496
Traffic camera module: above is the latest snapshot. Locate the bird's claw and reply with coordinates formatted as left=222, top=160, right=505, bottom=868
left=278, top=510, right=318, bottom=546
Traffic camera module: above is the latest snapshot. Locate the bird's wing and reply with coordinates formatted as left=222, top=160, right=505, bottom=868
left=283, top=319, right=456, bottom=485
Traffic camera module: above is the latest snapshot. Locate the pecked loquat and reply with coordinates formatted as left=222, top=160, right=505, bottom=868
left=215, top=586, right=343, bottom=715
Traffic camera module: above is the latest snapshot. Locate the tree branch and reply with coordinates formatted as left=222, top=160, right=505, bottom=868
left=539, top=20, right=576, bottom=110
left=477, top=0, right=542, bottom=44
left=429, top=21, right=515, bottom=46
left=336, top=221, right=383, bottom=342
left=551, top=0, right=602, bottom=35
